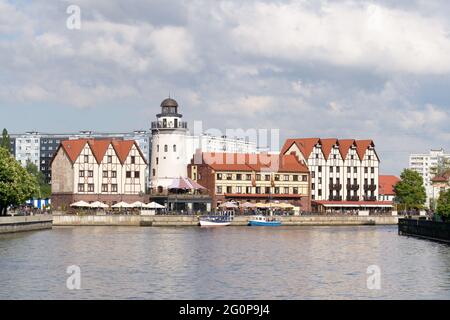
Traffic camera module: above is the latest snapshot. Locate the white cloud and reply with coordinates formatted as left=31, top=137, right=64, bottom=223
left=229, top=1, right=450, bottom=75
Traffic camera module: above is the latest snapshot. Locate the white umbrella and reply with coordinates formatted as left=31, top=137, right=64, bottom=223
left=144, top=202, right=165, bottom=209
left=89, top=201, right=109, bottom=209
left=219, top=201, right=238, bottom=208
left=131, top=201, right=145, bottom=208
left=240, top=202, right=256, bottom=208
left=70, top=201, right=91, bottom=208
left=112, top=201, right=133, bottom=208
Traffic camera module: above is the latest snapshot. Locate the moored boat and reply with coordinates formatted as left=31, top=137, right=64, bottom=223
left=248, top=215, right=282, bottom=227
left=199, top=215, right=232, bottom=227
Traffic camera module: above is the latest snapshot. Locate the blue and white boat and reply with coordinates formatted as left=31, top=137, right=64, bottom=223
left=248, top=215, right=282, bottom=227
left=199, top=215, right=233, bottom=227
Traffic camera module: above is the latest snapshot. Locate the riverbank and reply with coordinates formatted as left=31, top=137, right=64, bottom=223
left=0, top=215, right=53, bottom=234
left=52, top=214, right=399, bottom=226
left=398, top=218, right=450, bottom=243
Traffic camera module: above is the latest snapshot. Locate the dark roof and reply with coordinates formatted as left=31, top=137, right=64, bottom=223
left=160, top=98, right=178, bottom=108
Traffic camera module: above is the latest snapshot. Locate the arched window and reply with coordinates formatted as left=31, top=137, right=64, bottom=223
left=164, top=145, right=168, bottom=152
left=173, top=144, right=176, bottom=152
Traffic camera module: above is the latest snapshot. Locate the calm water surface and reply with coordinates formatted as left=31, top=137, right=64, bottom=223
left=0, top=225, right=449, bottom=299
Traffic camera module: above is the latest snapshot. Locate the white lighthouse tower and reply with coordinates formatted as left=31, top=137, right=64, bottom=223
left=150, top=98, right=188, bottom=191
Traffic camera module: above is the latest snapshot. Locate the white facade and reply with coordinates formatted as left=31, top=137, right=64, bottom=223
left=13, top=132, right=41, bottom=167
left=409, top=149, right=450, bottom=207
left=282, top=139, right=380, bottom=202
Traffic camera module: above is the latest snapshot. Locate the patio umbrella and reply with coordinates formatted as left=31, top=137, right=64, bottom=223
left=278, top=202, right=294, bottom=209
left=240, top=202, right=256, bottom=208
left=131, top=201, right=145, bottom=208
left=112, top=201, right=133, bottom=208
left=89, top=201, right=109, bottom=209
left=219, top=201, right=238, bottom=208
left=144, top=202, right=165, bottom=209
left=256, top=202, right=270, bottom=208
left=70, top=201, right=91, bottom=208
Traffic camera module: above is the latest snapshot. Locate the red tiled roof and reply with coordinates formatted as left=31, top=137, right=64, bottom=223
left=280, top=138, right=320, bottom=160
left=355, top=140, right=374, bottom=161
left=431, top=170, right=450, bottom=183
left=58, top=139, right=147, bottom=165
left=379, top=175, right=400, bottom=195
left=337, top=139, right=355, bottom=159
left=198, top=152, right=309, bottom=173
left=320, top=138, right=338, bottom=160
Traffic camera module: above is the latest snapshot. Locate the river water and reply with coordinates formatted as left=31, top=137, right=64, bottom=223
left=0, top=225, right=449, bottom=300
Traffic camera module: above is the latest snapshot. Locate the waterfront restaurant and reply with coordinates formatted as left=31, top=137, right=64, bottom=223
left=188, top=151, right=311, bottom=211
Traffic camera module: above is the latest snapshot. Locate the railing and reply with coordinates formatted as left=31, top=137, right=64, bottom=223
left=329, top=184, right=342, bottom=191
left=363, top=195, right=377, bottom=201
left=346, top=184, right=359, bottom=191
left=346, top=195, right=359, bottom=201
left=151, top=121, right=188, bottom=129
left=398, top=218, right=450, bottom=242
left=364, top=184, right=377, bottom=191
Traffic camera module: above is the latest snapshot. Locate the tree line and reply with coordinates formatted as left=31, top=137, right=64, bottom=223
left=0, top=129, right=50, bottom=216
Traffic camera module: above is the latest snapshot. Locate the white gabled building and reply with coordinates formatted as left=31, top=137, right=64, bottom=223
left=51, top=139, right=148, bottom=210
left=281, top=138, right=389, bottom=213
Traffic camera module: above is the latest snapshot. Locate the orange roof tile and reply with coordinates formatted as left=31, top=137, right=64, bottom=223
left=199, top=152, right=309, bottom=173
left=337, top=139, right=355, bottom=159
left=320, top=138, right=338, bottom=160
left=111, top=140, right=135, bottom=164
left=60, top=139, right=88, bottom=163
left=355, top=140, right=374, bottom=161
left=87, top=139, right=111, bottom=164
left=379, top=175, right=400, bottom=195
left=280, top=138, right=320, bottom=160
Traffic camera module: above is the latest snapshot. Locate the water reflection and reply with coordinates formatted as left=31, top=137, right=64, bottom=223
left=0, top=226, right=449, bottom=299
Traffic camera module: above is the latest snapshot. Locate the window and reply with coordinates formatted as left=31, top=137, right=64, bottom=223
left=135, top=171, right=140, bottom=178
left=302, top=175, right=308, bottom=182
left=103, top=171, right=108, bottom=178
left=87, top=170, right=93, bottom=177
left=293, top=175, right=299, bottom=181
left=131, top=156, right=135, bottom=164
left=126, top=171, right=132, bottom=178
left=336, top=167, right=340, bottom=173
left=311, top=171, right=315, bottom=178
left=274, top=187, right=280, bottom=194
left=265, top=187, right=271, bottom=194
left=173, top=145, right=176, bottom=152
left=265, top=175, right=271, bottom=181
left=330, top=166, right=333, bottom=173
left=347, top=167, right=351, bottom=173
left=284, top=187, right=289, bottom=194
left=246, top=174, right=252, bottom=180
left=318, top=166, right=322, bottom=173
left=284, top=175, right=289, bottom=181
left=157, top=145, right=159, bottom=152
left=217, top=186, right=222, bottom=194
left=79, top=171, right=85, bottom=178
left=156, top=157, right=159, bottom=165
left=351, top=155, right=354, bottom=160
left=164, top=145, right=168, bottom=152
left=246, top=186, right=252, bottom=193
left=274, top=175, right=280, bottom=181
left=312, top=183, right=315, bottom=189
left=227, top=174, right=232, bottom=180
left=236, top=174, right=242, bottom=180
left=333, top=155, right=337, bottom=159
left=227, top=186, right=232, bottom=193
left=88, top=184, right=94, bottom=192
left=371, top=167, right=375, bottom=174
left=111, top=171, right=117, bottom=178
left=102, top=184, right=108, bottom=192
left=108, top=156, right=112, bottom=163
left=364, top=167, right=368, bottom=174
left=111, top=184, right=118, bottom=192
left=256, top=174, right=261, bottom=181
left=293, top=187, right=298, bottom=194
left=84, top=155, right=89, bottom=163
left=255, top=187, right=261, bottom=194
left=236, top=186, right=242, bottom=193
left=368, top=155, right=372, bottom=160
left=318, top=189, right=322, bottom=196
left=78, top=184, right=84, bottom=192
left=354, top=167, right=357, bottom=173
left=217, top=173, right=222, bottom=180
left=152, top=169, right=156, bottom=177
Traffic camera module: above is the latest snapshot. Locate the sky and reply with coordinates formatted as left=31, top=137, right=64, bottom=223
left=1, top=0, right=450, bottom=175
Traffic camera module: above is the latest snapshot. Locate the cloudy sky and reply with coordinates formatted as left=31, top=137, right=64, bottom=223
left=1, top=0, right=450, bottom=174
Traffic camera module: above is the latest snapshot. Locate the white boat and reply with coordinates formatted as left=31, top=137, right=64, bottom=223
left=248, top=215, right=282, bottom=227
left=199, top=215, right=232, bottom=227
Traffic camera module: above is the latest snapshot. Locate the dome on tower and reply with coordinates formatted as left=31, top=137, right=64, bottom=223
left=160, top=98, right=178, bottom=108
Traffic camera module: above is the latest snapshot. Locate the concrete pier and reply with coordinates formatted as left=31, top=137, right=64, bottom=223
left=52, top=214, right=398, bottom=227
left=0, top=215, right=53, bottom=234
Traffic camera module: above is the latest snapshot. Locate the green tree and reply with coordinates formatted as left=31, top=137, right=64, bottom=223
left=0, top=128, right=11, bottom=152
left=0, top=147, right=39, bottom=216
left=25, top=160, right=51, bottom=199
left=430, top=158, right=450, bottom=177
left=436, top=189, right=450, bottom=220
left=394, top=169, right=427, bottom=211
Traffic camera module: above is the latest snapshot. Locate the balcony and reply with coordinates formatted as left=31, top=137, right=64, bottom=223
left=329, top=195, right=342, bottom=201
left=363, top=195, right=377, bottom=201
left=329, top=183, right=342, bottom=191
left=346, top=184, right=359, bottom=191
left=151, top=121, right=187, bottom=130
left=346, top=195, right=359, bottom=201
left=364, top=184, right=377, bottom=191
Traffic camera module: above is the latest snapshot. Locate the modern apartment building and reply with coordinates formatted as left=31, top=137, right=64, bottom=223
left=51, top=139, right=148, bottom=210
left=188, top=152, right=311, bottom=210
left=409, top=149, right=450, bottom=207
